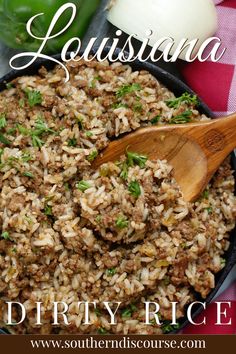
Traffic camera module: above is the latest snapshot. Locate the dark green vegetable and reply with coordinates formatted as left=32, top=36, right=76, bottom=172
left=161, top=321, right=180, bottom=334
left=97, top=327, right=107, bottom=334
left=128, top=180, right=141, bottom=198
left=67, top=137, right=77, bottom=147
left=166, top=93, right=198, bottom=109
left=106, top=268, right=116, bottom=276
left=116, top=83, right=141, bottom=98
left=87, top=149, right=98, bottom=162
left=126, top=151, right=147, bottom=168
left=25, top=89, right=42, bottom=107
left=151, top=115, right=161, bottom=125
left=77, top=180, right=91, bottom=192
left=1, top=231, right=10, bottom=240
left=0, top=114, right=6, bottom=129
left=115, top=216, right=129, bottom=229
left=44, top=204, right=53, bottom=216
left=0, top=133, right=11, bottom=145
left=0, top=0, right=101, bottom=54
left=169, top=110, right=192, bottom=124
left=23, top=171, right=34, bottom=178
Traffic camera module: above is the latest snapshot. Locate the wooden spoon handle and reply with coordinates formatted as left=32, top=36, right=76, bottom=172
left=200, top=113, right=236, bottom=157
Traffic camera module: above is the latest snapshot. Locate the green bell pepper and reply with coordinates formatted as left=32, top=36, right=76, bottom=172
left=0, top=0, right=101, bottom=54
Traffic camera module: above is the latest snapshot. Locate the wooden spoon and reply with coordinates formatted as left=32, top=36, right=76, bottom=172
left=93, top=113, right=236, bottom=202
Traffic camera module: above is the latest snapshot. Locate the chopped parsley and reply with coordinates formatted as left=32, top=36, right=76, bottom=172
left=166, top=93, right=198, bottom=109
left=25, top=89, right=42, bottom=107
left=120, top=161, right=129, bottom=180
left=90, top=76, right=101, bottom=88
left=88, top=149, right=98, bottom=162
left=94, top=308, right=101, bottom=317
left=169, top=110, right=192, bottom=124
left=85, top=131, right=93, bottom=138
left=67, top=137, right=77, bottom=147
left=23, top=171, right=34, bottom=178
left=17, top=124, right=29, bottom=135
left=128, top=180, right=141, bottom=198
left=133, top=102, right=143, bottom=112
left=202, top=190, right=209, bottom=199
left=97, top=327, right=107, bottom=334
left=32, top=135, right=44, bottom=148
left=127, top=151, right=147, bottom=168
left=19, top=99, right=25, bottom=108
left=0, top=114, right=6, bottom=129
left=6, top=128, right=17, bottom=136
left=116, top=83, right=141, bottom=98
left=205, top=206, right=213, bottom=214
left=6, top=82, right=14, bottom=89
left=77, top=180, right=91, bottom=192
left=106, top=268, right=116, bottom=276
left=115, top=216, right=129, bottom=229
left=34, top=118, right=55, bottom=135
left=95, top=215, right=102, bottom=223
left=151, top=115, right=161, bottom=125
left=44, top=204, right=53, bottom=216
left=77, top=116, right=84, bottom=130
left=0, top=133, right=11, bottom=145
left=1, top=231, right=10, bottom=240
left=121, top=304, right=137, bottom=319
left=112, top=102, right=128, bottom=109
left=21, top=152, right=32, bottom=162
left=161, top=321, right=180, bottom=334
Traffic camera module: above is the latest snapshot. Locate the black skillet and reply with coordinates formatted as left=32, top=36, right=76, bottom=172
left=0, top=48, right=236, bottom=334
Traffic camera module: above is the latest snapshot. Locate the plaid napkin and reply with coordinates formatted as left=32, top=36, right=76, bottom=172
left=181, top=0, right=236, bottom=116
left=180, top=0, right=236, bottom=334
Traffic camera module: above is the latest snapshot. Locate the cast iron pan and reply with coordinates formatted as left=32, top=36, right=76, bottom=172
left=0, top=48, right=236, bottom=334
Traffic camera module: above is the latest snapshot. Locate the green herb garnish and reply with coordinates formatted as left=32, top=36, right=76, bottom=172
left=6, top=83, right=14, bottom=89
left=32, top=135, right=44, bottom=148
left=44, top=205, right=53, bottom=216
left=19, top=99, right=25, bottom=108
left=205, top=207, right=213, bottom=214
left=77, top=116, right=84, bottom=130
left=98, top=328, right=107, bottom=334
left=1, top=231, right=10, bottom=240
left=128, top=180, right=141, bottom=198
left=127, top=151, right=147, bottom=168
left=90, top=76, right=101, bottom=88
left=121, top=304, right=137, bottom=319
left=85, top=131, right=93, bottom=138
left=112, top=102, right=129, bottom=109
left=0, top=133, right=11, bottom=145
left=94, top=308, right=101, bottom=317
left=23, top=171, right=34, bottom=178
left=133, top=102, right=143, bottom=112
left=106, top=268, right=116, bottom=276
left=202, top=190, right=209, bottom=199
left=116, top=83, right=141, bottom=98
left=68, top=137, right=77, bottom=147
left=88, top=149, right=98, bottom=162
left=169, top=110, right=192, bottom=124
left=21, top=152, right=32, bottom=162
left=161, top=321, right=180, bottom=334
left=151, top=115, right=161, bottom=125
left=25, top=89, right=42, bottom=107
left=166, top=93, right=198, bottom=109
left=115, top=216, right=129, bottom=229
left=120, top=161, right=129, bottom=180
left=0, top=114, right=6, bottom=129
left=17, top=125, right=29, bottom=135
left=77, top=180, right=91, bottom=192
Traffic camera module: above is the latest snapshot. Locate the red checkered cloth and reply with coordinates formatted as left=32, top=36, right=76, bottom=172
left=180, top=0, right=236, bottom=334
left=181, top=0, right=236, bottom=116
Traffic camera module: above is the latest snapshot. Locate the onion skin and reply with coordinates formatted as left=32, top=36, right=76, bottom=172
left=107, top=0, right=218, bottom=61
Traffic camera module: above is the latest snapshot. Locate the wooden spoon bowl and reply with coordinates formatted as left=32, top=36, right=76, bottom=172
left=93, top=113, right=236, bottom=202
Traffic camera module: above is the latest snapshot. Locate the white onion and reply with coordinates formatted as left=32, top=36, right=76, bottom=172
left=107, top=0, right=218, bottom=60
